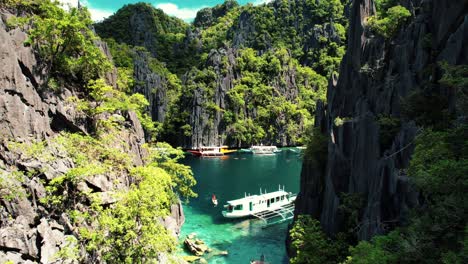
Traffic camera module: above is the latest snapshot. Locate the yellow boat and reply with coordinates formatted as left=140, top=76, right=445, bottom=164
left=221, top=146, right=237, bottom=154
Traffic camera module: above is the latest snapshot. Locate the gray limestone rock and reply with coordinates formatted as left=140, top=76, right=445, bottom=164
left=0, top=8, right=185, bottom=263
left=37, top=219, right=64, bottom=264
left=293, top=0, right=468, bottom=243
left=0, top=225, right=38, bottom=259
left=164, top=201, right=186, bottom=237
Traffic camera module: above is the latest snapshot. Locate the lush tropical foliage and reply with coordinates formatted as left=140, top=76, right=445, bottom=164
left=1, top=0, right=196, bottom=262
left=287, top=0, right=465, bottom=256
left=345, top=61, right=468, bottom=263
left=94, top=0, right=348, bottom=147
left=367, top=0, right=411, bottom=38
left=290, top=215, right=348, bottom=264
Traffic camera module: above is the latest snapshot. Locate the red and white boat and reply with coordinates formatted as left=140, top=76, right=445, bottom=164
left=187, top=146, right=224, bottom=157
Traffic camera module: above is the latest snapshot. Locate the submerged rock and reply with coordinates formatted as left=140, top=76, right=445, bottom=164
left=184, top=235, right=209, bottom=256
left=183, top=255, right=201, bottom=263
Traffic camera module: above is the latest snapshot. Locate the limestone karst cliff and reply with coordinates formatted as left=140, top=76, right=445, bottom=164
left=95, top=0, right=346, bottom=148
left=0, top=5, right=185, bottom=263
left=294, top=0, right=467, bottom=243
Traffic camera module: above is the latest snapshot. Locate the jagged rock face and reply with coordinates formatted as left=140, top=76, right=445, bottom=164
left=133, top=50, right=169, bottom=123
left=0, top=16, right=49, bottom=140
left=185, top=48, right=237, bottom=148
left=174, top=47, right=305, bottom=148
left=294, top=0, right=468, bottom=240
left=232, top=10, right=262, bottom=49
left=193, top=0, right=239, bottom=29
left=0, top=14, right=83, bottom=263
left=94, top=3, right=187, bottom=64
left=302, top=23, right=341, bottom=66
left=95, top=1, right=343, bottom=149
left=0, top=12, right=185, bottom=263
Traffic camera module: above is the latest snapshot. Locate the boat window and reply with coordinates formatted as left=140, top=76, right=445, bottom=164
left=234, top=204, right=243, bottom=210
left=276, top=197, right=280, bottom=202
left=270, top=198, right=274, bottom=203
left=281, top=195, right=284, bottom=201
left=227, top=205, right=233, bottom=212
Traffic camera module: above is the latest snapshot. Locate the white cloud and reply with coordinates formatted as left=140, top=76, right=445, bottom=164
left=155, top=3, right=203, bottom=21
left=253, top=0, right=273, bottom=5
left=88, top=8, right=113, bottom=21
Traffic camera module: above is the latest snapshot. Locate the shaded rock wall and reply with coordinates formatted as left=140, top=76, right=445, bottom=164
left=184, top=48, right=237, bottom=148
left=133, top=50, right=170, bottom=123
left=0, top=11, right=184, bottom=263
left=294, top=0, right=468, bottom=240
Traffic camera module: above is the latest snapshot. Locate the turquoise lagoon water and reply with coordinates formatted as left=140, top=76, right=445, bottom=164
left=179, top=150, right=303, bottom=264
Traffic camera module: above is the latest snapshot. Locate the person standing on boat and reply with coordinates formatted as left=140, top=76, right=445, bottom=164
left=212, top=194, right=218, bottom=206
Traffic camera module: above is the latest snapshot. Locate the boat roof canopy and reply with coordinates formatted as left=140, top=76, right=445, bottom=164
left=225, top=190, right=290, bottom=205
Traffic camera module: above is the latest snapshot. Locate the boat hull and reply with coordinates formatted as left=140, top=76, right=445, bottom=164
left=200, top=153, right=224, bottom=157
left=250, top=146, right=281, bottom=155
left=221, top=149, right=237, bottom=154
left=251, top=151, right=275, bottom=155
left=222, top=196, right=296, bottom=218
left=187, top=149, right=224, bottom=157
left=187, top=150, right=202, bottom=156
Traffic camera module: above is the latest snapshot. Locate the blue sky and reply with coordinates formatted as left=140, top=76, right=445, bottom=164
left=58, top=0, right=272, bottom=21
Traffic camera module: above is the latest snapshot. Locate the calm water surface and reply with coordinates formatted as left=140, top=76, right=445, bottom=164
left=179, top=150, right=303, bottom=264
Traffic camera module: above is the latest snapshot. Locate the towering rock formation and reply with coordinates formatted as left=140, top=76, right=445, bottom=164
left=0, top=10, right=184, bottom=263
left=294, top=0, right=467, bottom=240
left=95, top=0, right=344, bottom=149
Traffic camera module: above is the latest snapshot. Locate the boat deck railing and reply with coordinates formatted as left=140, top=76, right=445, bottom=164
left=251, top=202, right=296, bottom=227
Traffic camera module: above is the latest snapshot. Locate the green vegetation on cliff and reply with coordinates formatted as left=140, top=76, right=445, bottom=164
left=290, top=62, right=468, bottom=263
left=94, top=0, right=348, bottom=147
left=367, top=0, right=411, bottom=38
left=290, top=215, right=348, bottom=264
left=7, top=0, right=111, bottom=85
left=94, top=2, right=188, bottom=73
left=1, top=1, right=196, bottom=262
left=347, top=126, right=468, bottom=264
left=345, top=63, right=468, bottom=263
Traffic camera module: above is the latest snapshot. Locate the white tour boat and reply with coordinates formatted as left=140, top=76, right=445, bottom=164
left=222, top=186, right=296, bottom=218
left=249, top=145, right=281, bottom=155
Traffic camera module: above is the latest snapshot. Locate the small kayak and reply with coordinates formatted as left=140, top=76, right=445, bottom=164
left=212, top=194, right=218, bottom=206
left=250, top=254, right=269, bottom=264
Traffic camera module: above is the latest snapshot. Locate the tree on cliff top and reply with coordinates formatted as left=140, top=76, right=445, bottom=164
left=7, top=0, right=112, bottom=85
